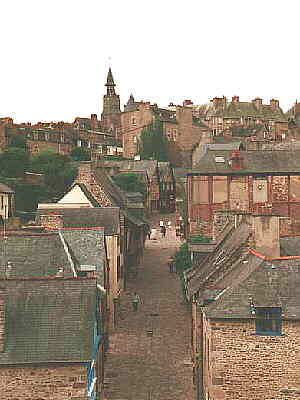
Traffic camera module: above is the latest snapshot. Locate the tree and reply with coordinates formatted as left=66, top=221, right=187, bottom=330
left=9, top=134, right=27, bottom=149
left=0, top=147, right=30, bottom=177
left=140, top=120, right=168, bottom=161
left=70, top=147, right=91, bottom=161
left=112, top=173, right=147, bottom=198
left=30, top=150, right=77, bottom=195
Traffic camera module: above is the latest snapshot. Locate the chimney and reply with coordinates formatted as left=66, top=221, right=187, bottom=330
left=252, top=98, right=262, bottom=108
left=270, top=99, right=279, bottom=109
left=183, top=99, right=193, bottom=106
left=251, top=214, right=280, bottom=258
left=0, top=289, right=5, bottom=352
left=229, top=150, right=243, bottom=170
left=40, top=213, right=64, bottom=229
left=232, top=96, right=239, bottom=104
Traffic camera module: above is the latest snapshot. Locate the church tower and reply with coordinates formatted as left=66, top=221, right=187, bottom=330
left=101, top=68, right=121, bottom=134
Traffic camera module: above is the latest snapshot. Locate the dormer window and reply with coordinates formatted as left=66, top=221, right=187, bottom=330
left=255, top=307, right=282, bottom=336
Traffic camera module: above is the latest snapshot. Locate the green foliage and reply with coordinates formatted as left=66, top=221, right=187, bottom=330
left=140, top=120, right=168, bottom=161
left=189, top=235, right=211, bottom=244
left=30, top=150, right=77, bottom=196
left=172, top=243, right=192, bottom=275
left=0, top=147, right=30, bottom=177
left=112, top=173, right=147, bottom=197
left=70, top=147, right=91, bottom=161
left=9, top=134, right=27, bottom=149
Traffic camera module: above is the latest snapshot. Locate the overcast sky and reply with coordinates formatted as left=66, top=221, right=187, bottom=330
left=1, top=0, right=299, bottom=123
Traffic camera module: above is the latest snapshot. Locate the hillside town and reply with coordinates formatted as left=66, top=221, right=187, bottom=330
left=1, top=68, right=300, bottom=400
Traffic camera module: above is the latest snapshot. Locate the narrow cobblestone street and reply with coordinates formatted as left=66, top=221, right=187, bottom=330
left=104, top=214, right=195, bottom=400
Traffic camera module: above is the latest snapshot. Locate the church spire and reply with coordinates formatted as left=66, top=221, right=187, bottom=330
left=105, top=67, right=116, bottom=96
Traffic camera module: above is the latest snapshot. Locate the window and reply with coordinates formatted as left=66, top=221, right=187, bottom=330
left=132, top=117, right=136, bottom=126
left=255, top=307, right=282, bottom=335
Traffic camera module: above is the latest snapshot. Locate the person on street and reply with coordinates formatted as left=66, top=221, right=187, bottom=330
left=132, top=292, right=141, bottom=311
left=161, top=225, right=166, bottom=238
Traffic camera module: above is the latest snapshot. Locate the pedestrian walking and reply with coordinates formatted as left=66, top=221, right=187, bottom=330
left=132, top=292, right=141, bottom=312
left=161, top=225, right=166, bottom=238
left=148, top=228, right=151, bottom=240
left=168, top=258, right=174, bottom=272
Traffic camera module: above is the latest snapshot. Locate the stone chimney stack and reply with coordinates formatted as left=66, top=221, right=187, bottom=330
left=183, top=99, right=193, bottom=107
left=252, top=98, right=262, bottom=108
left=270, top=99, right=279, bottom=109
left=251, top=214, right=280, bottom=258
left=0, top=289, right=5, bottom=352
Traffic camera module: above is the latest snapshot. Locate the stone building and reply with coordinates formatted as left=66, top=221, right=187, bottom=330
left=121, top=99, right=211, bottom=167
left=185, top=212, right=300, bottom=400
left=187, top=149, right=300, bottom=237
left=192, top=96, right=288, bottom=140
left=0, top=228, right=107, bottom=399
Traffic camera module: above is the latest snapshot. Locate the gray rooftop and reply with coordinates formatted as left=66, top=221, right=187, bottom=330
left=0, top=278, right=96, bottom=364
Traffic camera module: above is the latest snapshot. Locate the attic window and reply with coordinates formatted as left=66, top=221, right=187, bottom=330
left=255, top=307, right=282, bottom=336
left=215, top=156, right=225, bottom=163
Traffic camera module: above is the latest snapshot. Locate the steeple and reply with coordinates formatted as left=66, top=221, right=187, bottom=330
left=105, top=68, right=116, bottom=96
left=101, top=67, right=121, bottom=133
left=127, top=93, right=135, bottom=105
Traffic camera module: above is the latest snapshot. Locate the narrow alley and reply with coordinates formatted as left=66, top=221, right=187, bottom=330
left=104, top=215, right=195, bottom=400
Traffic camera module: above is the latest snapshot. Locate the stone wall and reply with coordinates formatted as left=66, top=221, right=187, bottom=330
left=0, top=364, right=87, bottom=399
left=75, top=162, right=112, bottom=207
left=203, top=319, right=300, bottom=400
left=0, top=293, right=4, bottom=352
left=40, top=214, right=64, bottom=229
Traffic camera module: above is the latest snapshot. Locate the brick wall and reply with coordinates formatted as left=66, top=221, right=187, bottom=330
left=0, top=364, right=87, bottom=400
left=203, top=319, right=300, bottom=400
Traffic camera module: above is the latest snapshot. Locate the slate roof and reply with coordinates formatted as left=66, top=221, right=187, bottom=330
left=280, top=237, right=300, bottom=256
left=191, top=150, right=300, bottom=174
left=204, top=255, right=300, bottom=320
left=0, top=231, right=74, bottom=279
left=0, top=183, right=14, bottom=194
left=100, top=160, right=158, bottom=178
left=36, top=207, right=120, bottom=235
left=59, top=227, right=106, bottom=285
left=205, top=142, right=243, bottom=151
left=93, top=167, right=127, bottom=207
left=185, top=221, right=250, bottom=300
left=193, top=100, right=287, bottom=123
left=0, top=278, right=96, bottom=364
left=185, top=215, right=300, bottom=320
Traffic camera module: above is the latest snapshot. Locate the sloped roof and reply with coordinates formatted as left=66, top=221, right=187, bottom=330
left=158, top=162, right=173, bottom=181
left=185, top=222, right=250, bottom=300
left=191, top=150, right=300, bottom=174
left=0, top=279, right=96, bottom=364
left=100, top=160, right=158, bottom=178
left=36, top=207, right=120, bottom=235
left=280, top=237, right=300, bottom=256
left=59, top=227, right=106, bottom=285
left=93, top=167, right=127, bottom=207
left=0, top=183, right=14, bottom=194
left=205, top=255, right=300, bottom=320
left=0, top=231, right=75, bottom=279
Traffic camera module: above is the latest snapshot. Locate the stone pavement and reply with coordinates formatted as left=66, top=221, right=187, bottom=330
left=104, top=214, right=195, bottom=400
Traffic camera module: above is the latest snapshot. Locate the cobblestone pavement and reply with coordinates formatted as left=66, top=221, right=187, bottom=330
left=104, top=214, right=195, bottom=400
